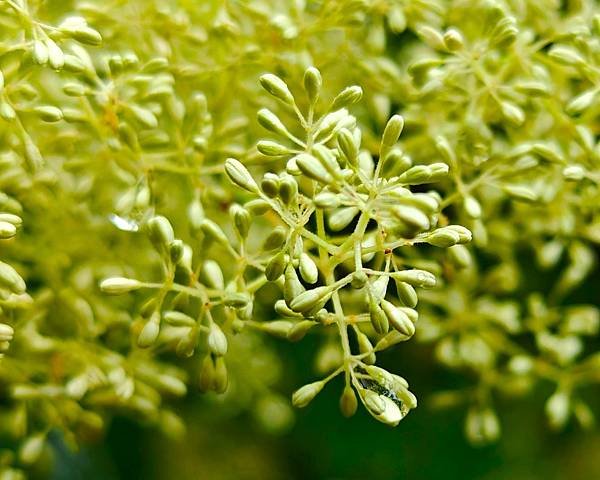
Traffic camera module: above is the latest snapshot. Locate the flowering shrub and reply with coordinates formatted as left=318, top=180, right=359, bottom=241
left=1, top=0, right=600, bottom=475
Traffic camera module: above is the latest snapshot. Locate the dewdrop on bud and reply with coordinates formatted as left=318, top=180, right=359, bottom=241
left=137, top=313, right=160, bottom=348
left=292, top=380, right=325, bottom=408
left=340, top=386, right=358, bottom=417
left=331, top=86, right=363, bottom=111
left=100, top=277, right=141, bottom=295
left=381, top=115, right=404, bottom=148
left=224, top=158, right=258, bottom=193
left=299, top=253, right=318, bottom=284
left=259, top=73, right=294, bottom=105
left=362, top=389, right=386, bottom=415
left=303, top=67, right=322, bottom=104
left=207, top=323, right=228, bottom=356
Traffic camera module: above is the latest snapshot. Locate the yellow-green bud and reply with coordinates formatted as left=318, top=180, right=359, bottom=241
left=100, top=277, right=141, bottom=295
left=292, top=380, right=325, bottom=408
left=207, top=322, right=228, bottom=356
left=259, top=73, right=294, bottom=105
left=340, top=386, right=358, bottom=417
left=224, top=158, right=258, bottom=193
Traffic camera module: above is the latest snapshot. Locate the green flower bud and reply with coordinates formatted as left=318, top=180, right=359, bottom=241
left=257, top=108, right=290, bottom=137
left=448, top=245, right=472, bottom=269
left=296, top=153, right=334, bottom=185
left=503, top=184, right=538, bottom=203
left=19, top=433, right=45, bottom=465
left=425, top=227, right=461, bottom=247
left=357, top=331, right=376, bottom=364
left=45, top=38, right=64, bottom=70
left=381, top=114, right=404, bottom=148
left=34, top=105, right=63, bottom=122
left=224, top=158, right=258, bottom=193
left=443, top=28, right=464, bottom=51
left=245, top=199, right=271, bottom=215
left=546, top=391, right=570, bottom=429
left=129, top=105, right=157, bottom=128
left=32, top=40, right=48, bottom=65
left=328, top=207, right=359, bottom=232
left=362, top=389, right=386, bottom=415
left=259, top=73, right=294, bottom=104
left=265, top=251, right=286, bottom=281
left=200, top=219, right=229, bottom=244
left=163, top=311, right=196, bottom=327
left=213, top=357, right=228, bottom=394
left=566, top=90, right=596, bottom=116
left=147, top=215, right=174, bottom=252
left=289, top=286, right=332, bottom=314
left=500, top=101, right=525, bottom=126
left=198, top=355, right=215, bottom=393
left=314, top=192, right=341, bottom=209
left=394, top=281, right=418, bottom=308
left=207, top=322, right=228, bottom=356
left=200, top=260, right=224, bottom=289
left=279, top=176, right=298, bottom=205
left=63, top=83, right=86, bottom=96
left=381, top=299, right=415, bottom=337
left=260, top=173, right=280, bottom=197
left=340, top=386, right=358, bottom=417
left=262, top=226, right=287, bottom=251
left=303, top=66, right=322, bottom=104
left=563, top=165, right=586, bottom=181
left=284, top=264, right=305, bottom=304
left=369, top=295, right=389, bottom=334
left=100, top=277, right=141, bottom=295
left=257, top=140, right=290, bottom=156
left=230, top=204, right=250, bottom=238
left=337, top=128, right=358, bottom=167
left=0, top=221, right=16, bottom=239
left=287, top=320, right=316, bottom=342
left=331, top=86, right=363, bottom=111
left=138, top=313, right=160, bottom=348
left=299, top=253, right=318, bottom=284
left=390, top=269, right=436, bottom=288
left=548, top=46, right=584, bottom=66
left=292, top=380, right=325, bottom=408
left=393, top=205, right=430, bottom=232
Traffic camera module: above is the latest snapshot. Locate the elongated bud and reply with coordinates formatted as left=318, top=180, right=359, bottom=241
left=357, top=331, right=376, bottom=364
left=340, top=386, right=358, bottom=417
left=147, top=215, right=174, bottom=252
left=299, top=253, right=318, bottom=284
left=163, top=311, right=196, bottom=327
left=425, top=227, right=461, bottom=247
left=287, top=320, right=316, bottom=342
left=45, top=38, right=64, bottom=69
left=200, top=260, right=225, bottom=289
left=546, top=391, right=570, bottom=429
left=369, top=295, right=389, bottom=334
left=260, top=74, right=294, bottom=104
left=362, top=389, right=386, bottom=415
left=19, top=433, right=45, bottom=465
left=34, top=106, right=63, bottom=122
left=328, top=207, right=359, bottom=231
left=381, top=300, right=415, bottom=337
left=503, top=184, right=538, bottom=203
left=393, top=205, right=430, bottom=231
left=198, top=355, right=215, bottom=392
left=257, top=140, right=290, bottom=156
left=548, top=46, right=584, bottom=66
left=224, top=158, right=258, bottom=193
left=390, top=269, right=436, bottom=288
left=331, top=86, right=363, bottom=111
left=0, top=262, right=26, bottom=295
left=303, top=67, right=322, bottom=104
left=289, top=286, right=332, bottom=314
left=200, top=219, right=229, bottom=244
left=138, top=313, right=160, bottom=348
left=292, top=380, right=325, bottom=408
left=262, top=226, right=287, bottom=251
left=563, top=165, right=586, bottom=181
left=443, top=29, right=464, bottom=50
left=566, top=90, right=596, bottom=116
left=314, top=192, right=341, bottom=209
left=230, top=204, right=250, bottom=238
left=265, top=251, right=286, bottom=281
left=213, top=357, right=228, bottom=393
left=500, top=101, right=524, bottom=126
left=100, top=277, right=141, bottom=295
left=0, top=221, right=16, bottom=239
left=207, top=322, right=228, bottom=356
left=257, top=108, right=290, bottom=137
left=381, top=115, right=404, bottom=148
left=337, top=128, right=358, bottom=166
left=284, top=264, right=305, bottom=304
left=32, top=40, right=49, bottom=64
left=296, top=153, right=335, bottom=184
left=279, top=176, right=298, bottom=205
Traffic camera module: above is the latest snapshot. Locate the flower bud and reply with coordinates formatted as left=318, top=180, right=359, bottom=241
left=337, top=128, right=358, bottom=166
left=200, top=219, right=229, bottom=244
left=369, top=295, right=389, bottom=334
left=147, top=216, right=174, bottom=252
left=100, top=277, right=141, bottom=295
left=278, top=176, right=298, bottom=205
left=19, top=433, right=45, bottom=465
left=296, top=153, right=334, bottom=185
left=198, top=355, right=215, bottom=393
left=292, top=381, right=325, bottom=408
left=260, top=73, right=294, bottom=105
left=287, top=320, right=316, bottom=342
left=230, top=204, right=250, bottom=238
left=0, top=221, right=16, bottom=239
left=304, top=66, right=322, bottom=103
left=331, top=86, right=363, bottom=111
left=224, top=158, right=258, bottom=193
left=207, top=322, right=228, bottom=356
left=262, top=226, right=287, bottom=251
left=257, top=140, right=290, bottom=156
left=563, top=165, right=586, bottom=181
left=213, top=357, right=228, bottom=393
left=299, top=253, right=319, bottom=284
left=340, top=386, right=358, bottom=417
left=314, top=192, right=341, bottom=209
left=328, top=207, right=359, bottom=232
left=260, top=173, right=280, bottom=197
left=138, top=313, right=160, bottom=348
left=266, top=251, right=286, bottom=281
left=34, top=106, right=63, bottom=122
left=200, top=260, right=225, bottom=289
left=390, top=269, right=436, bottom=288
left=381, top=114, right=404, bottom=148
left=357, top=331, right=376, bottom=364
left=289, top=286, right=332, bottom=314
left=394, top=281, right=418, bottom=308
left=257, top=108, right=290, bottom=137
left=425, top=227, right=461, bottom=247
left=381, top=300, right=415, bottom=337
